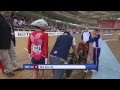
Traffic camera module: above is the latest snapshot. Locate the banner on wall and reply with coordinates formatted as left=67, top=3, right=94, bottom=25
left=15, top=31, right=64, bottom=37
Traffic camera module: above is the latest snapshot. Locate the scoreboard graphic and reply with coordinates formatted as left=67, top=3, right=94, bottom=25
left=23, top=64, right=97, bottom=70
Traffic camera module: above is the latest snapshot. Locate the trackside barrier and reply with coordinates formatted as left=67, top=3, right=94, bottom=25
left=15, top=31, right=64, bottom=37
left=15, top=31, right=81, bottom=37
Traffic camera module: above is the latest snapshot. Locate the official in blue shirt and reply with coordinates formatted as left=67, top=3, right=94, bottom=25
left=49, top=31, right=78, bottom=79
left=85, top=29, right=102, bottom=71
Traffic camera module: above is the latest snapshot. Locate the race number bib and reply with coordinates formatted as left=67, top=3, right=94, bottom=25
left=33, top=45, right=41, bottom=53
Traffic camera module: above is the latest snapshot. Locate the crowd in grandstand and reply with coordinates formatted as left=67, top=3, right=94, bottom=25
left=12, top=15, right=34, bottom=28
left=45, top=25, right=83, bottom=32
left=11, top=15, right=87, bottom=33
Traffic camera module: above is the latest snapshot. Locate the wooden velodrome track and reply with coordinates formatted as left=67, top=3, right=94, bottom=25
left=0, top=31, right=119, bottom=79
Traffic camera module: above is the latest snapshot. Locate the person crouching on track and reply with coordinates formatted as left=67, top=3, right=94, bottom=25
left=27, top=19, right=48, bottom=79
left=49, top=31, right=78, bottom=79
left=84, top=29, right=102, bottom=71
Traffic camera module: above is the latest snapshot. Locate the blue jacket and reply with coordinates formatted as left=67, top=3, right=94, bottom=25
left=88, top=34, right=102, bottom=48
left=50, top=35, right=73, bottom=60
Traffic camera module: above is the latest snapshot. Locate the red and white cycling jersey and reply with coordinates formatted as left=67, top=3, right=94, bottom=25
left=27, top=30, right=48, bottom=60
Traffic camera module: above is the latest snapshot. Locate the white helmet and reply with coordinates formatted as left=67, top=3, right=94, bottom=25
left=31, top=19, right=48, bottom=29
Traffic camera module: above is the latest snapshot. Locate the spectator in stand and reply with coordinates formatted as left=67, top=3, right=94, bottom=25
left=13, top=17, right=18, bottom=27
left=18, top=18, right=24, bottom=28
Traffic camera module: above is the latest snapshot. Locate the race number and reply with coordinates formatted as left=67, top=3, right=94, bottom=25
left=33, top=45, right=41, bottom=53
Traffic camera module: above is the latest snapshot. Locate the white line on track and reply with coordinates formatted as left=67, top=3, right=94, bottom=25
left=16, top=48, right=28, bottom=54
left=24, top=48, right=28, bottom=51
